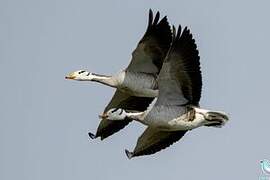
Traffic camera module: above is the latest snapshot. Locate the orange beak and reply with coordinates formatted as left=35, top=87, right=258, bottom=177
left=65, top=73, right=76, bottom=79
left=65, top=76, right=75, bottom=79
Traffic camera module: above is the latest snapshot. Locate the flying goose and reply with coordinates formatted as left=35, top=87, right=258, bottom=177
left=65, top=10, right=172, bottom=140
left=103, top=26, right=229, bottom=158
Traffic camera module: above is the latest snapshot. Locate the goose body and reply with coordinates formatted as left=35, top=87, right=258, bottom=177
left=128, top=105, right=227, bottom=131
left=142, top=105, right=191, bottom=129
left=118, top=71, right=158, bottom=97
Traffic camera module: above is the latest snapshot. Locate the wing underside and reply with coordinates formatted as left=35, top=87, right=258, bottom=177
left=126, top=127, right=187, bottom=158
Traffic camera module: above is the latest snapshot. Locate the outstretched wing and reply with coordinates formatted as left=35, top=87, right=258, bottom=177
left=156, top=25, right=202, bottom=106
left=126, top=9, right=172, bottom=74
left=92, top=90, right=153, bottom=140
left=125, top=127, right=187, bottom=158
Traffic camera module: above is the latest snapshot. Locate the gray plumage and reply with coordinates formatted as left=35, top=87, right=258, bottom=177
left=144, top=105, right=188, bottom=129
left=120, top=71, right=158, bottom=97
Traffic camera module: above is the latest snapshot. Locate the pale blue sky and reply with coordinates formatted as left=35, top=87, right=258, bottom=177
left=1, top=0, right=270, bottom=179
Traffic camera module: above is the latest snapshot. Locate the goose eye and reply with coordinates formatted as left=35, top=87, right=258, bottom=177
left=78, top=70, right=85, bottom=74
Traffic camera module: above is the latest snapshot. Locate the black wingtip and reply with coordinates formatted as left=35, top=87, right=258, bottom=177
left=125, top=149, right=134, bottom=159
left=153, top=11, right=160, bottom=25
left=88, top=132, right=96, bottom=139
left=172, top=25, right=176, bottom=39
left=148, top=9, right=154, bottom=27
left=176, top=25, right=182, bottom=39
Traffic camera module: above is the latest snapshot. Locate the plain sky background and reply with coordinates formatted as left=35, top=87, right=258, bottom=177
left=1, top=0, right=270, bottom=179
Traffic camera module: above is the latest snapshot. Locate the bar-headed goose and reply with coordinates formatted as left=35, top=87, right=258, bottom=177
left=104, top=26, right=229, bottom=158
left=66, top=10, right=172, bottom=140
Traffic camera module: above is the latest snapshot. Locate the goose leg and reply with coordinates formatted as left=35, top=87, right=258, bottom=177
left=88, top=132, right=96, bottom=139
left=204, top=111, right=229, bottom=127
left=125, top=149, right=134, bottom=159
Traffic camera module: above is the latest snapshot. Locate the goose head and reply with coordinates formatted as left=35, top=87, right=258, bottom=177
left=99, top=108, right=127, bottom=120
left=65, top=70, right=93, bottom=81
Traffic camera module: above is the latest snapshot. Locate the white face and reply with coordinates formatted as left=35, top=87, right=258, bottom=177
left=106, top=108, right=126, bottom=120
left=65, top=70, right=92, bottom=80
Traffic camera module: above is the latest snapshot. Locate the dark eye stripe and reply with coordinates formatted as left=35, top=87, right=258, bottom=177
left=112, top=108, right=119, bottom=113
left=78, top=70, right=85, bottom=74
left=119, top=109, right=123, bottom=115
